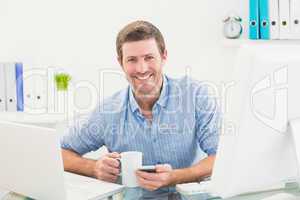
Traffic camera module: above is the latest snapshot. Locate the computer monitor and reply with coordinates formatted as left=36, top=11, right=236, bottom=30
left=210, top=43, right=300, bottom=198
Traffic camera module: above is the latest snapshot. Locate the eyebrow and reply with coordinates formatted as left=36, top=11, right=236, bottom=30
left=125, top=54, right=155, bottom=59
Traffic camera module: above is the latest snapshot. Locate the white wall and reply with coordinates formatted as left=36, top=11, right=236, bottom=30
left=0, top=0, right=246, bottom=109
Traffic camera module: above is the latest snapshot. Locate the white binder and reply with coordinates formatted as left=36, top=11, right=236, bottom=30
left=34, top=74, right=47, bottom=112
left=23, top=67, right=47, bottom=113
left=5, top=63, right=17, bottom=112
left=47, top=67, right=56, bottom=113
left=279, top=0, right=291, bottom=39
left=290, top=0, right=300, bottom=39
left=269, top=0, right=280, bottom=39
left=23, top=69, right=36, bottom=112
left=0, top=64, right=6, bottom=111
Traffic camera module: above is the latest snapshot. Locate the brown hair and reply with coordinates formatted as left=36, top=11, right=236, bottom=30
left=116, top=20, right=166, bottom=62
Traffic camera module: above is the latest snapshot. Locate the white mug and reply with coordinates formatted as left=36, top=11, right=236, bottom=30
left=118, top=151, right=142, bottom=187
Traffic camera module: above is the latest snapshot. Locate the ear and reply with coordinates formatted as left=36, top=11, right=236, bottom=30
left=118, top=57, right=124, bottom=69
left=161, top=49, right=168, bottom=66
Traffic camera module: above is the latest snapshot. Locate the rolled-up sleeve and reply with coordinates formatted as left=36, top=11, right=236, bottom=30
left=195, top=85, right=221, bottom=156
left=60, top=109, right=106, bottom=155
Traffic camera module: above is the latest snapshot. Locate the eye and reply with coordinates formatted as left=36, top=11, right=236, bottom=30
left=145, top=56, right=154, bottom=61
left=127, top=58, right=137, bottom=63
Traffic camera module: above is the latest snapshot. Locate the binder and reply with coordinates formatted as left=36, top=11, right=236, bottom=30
left=34, top=73, right=47, bottom=111
left=5, top=63, right=17, bottom=112
left=47, top=67, right=56, bottom=113
left=290, top=0, right=300, bottom=39
left=259, top=0, right=271, bottom=39
left=279, top=0, right=291, bottom=39
left=15, top=63, right=24, bottom=111
left=23, top=69, right=35, bottom=112
left=269, top=0, right=280, bottom=39
left=0, top=63, right=6, bottom=111
left=249, top=0, right=260, bottom=39
left=23, top=67, right=47, bottom=113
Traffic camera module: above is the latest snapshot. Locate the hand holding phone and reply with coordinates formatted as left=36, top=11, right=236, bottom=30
left=138, top=165, right=156, bottom=173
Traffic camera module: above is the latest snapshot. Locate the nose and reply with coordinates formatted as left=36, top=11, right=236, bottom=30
left=136, top=60, right=148, bottom=74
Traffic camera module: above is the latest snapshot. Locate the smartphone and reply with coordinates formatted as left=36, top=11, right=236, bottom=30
left=138, top=165, right=156, bottom=173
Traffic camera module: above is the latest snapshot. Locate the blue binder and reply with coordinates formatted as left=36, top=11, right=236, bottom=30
left=259, top=0, right=270, bottom=39
left=249, top=0, right=260, bottom=39
left=15, top=62, right=24, bottom=111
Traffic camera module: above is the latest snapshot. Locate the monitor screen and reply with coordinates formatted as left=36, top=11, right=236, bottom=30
left=210, top=43, right=300, bottom=198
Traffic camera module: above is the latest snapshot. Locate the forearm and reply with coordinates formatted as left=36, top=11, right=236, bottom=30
left=170, top=155, right=216, bottom=185
left=61, top=149, right=96, bottom=178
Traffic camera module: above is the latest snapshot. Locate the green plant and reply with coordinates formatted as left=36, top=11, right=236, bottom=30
left=54, top=73, right=71, bottom=91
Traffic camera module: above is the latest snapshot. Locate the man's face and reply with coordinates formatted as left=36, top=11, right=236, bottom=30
left=119, top=38, right=167, bottom=97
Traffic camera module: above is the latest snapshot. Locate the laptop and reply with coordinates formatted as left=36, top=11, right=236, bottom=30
left=0, top=120, right=124, bottom=200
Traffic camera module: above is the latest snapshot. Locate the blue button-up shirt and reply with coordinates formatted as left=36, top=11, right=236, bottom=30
left=61, top=75, right=220, bottom=199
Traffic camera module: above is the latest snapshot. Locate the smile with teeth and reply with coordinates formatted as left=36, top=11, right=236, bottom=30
left=135, top=74, right=153, bottom=80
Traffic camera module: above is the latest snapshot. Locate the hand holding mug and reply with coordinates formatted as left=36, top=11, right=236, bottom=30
left=93, top=152, right=121, bottom=183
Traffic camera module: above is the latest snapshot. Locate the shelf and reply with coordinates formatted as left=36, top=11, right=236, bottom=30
left=222, top=38, right=300, bottom=48
left=0, top=112, right=70, bottom=124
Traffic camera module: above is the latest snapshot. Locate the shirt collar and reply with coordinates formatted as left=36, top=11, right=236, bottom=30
left=129, top=75, right=169, bottom=113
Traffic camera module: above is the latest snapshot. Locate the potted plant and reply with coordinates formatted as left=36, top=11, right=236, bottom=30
left=54, top=73, right=71, bottom=113
left=54, top=73, right=71, bottom=91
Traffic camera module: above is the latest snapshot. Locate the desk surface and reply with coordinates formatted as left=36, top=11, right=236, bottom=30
left=0, top=172, right=125, bottom=200
left=64, top=172, right=124, bottom=200
left=180, top=188, right=300, bottom=200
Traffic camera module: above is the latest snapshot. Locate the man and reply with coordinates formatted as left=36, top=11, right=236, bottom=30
left=61, top=20, right=220, bottom=200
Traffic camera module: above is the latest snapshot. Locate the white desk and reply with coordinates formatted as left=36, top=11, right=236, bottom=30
left=179, top=187, right=300, bottom=200
left=0, top=187, right=124, bottom=200
left=0, top=191, right=124, bottom=200
left=0, top=172, right=125, bottom=200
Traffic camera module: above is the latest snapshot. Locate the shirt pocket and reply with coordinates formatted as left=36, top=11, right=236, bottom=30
left=157, top=123, right=195, bottom=148
left=158, top=123, right=180, bottom=135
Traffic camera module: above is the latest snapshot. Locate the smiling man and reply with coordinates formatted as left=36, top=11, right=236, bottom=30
left=61, top=20, right=220, bottom=200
